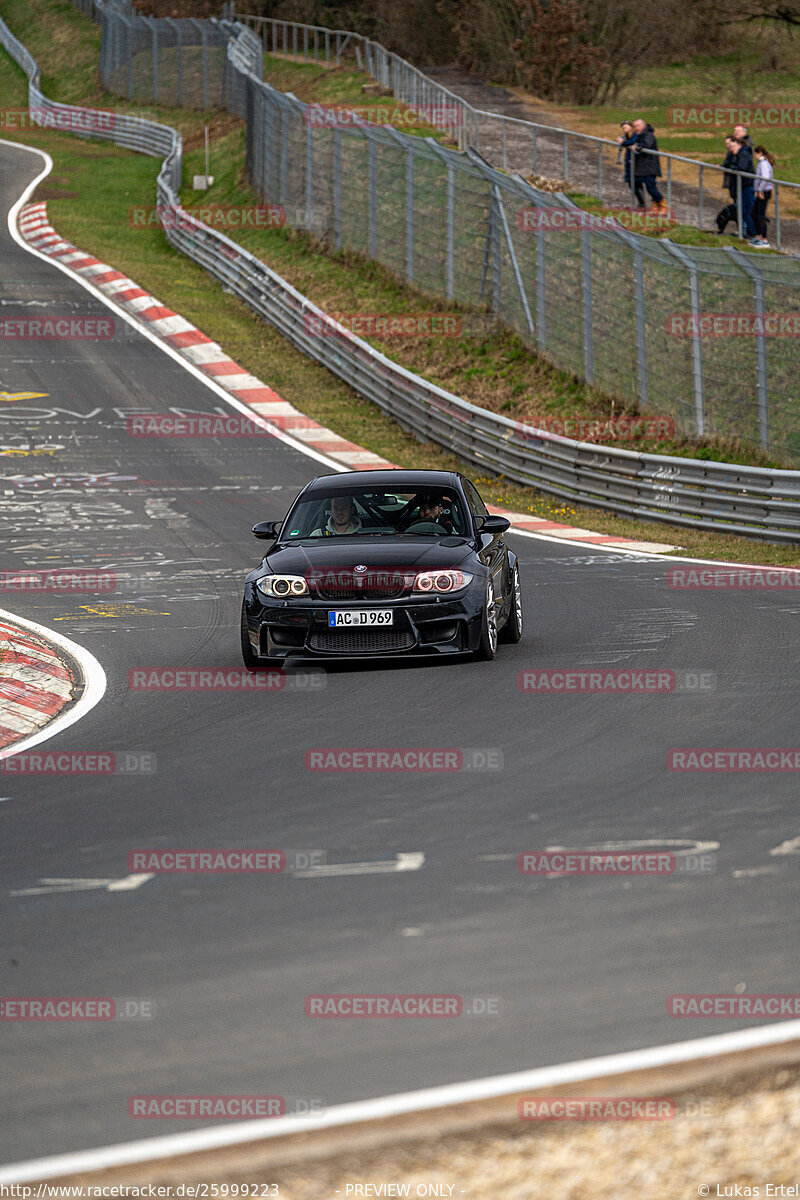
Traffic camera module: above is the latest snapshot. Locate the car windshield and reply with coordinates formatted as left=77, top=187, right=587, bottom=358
left=282, top=488, right=469, bottom=539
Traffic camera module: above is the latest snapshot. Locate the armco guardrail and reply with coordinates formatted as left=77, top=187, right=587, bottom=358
left=3, top=8, right=800, bottom=542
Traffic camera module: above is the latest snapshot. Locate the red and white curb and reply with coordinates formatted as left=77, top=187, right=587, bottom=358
left=16, top=201, right=676, bottom=554
left=0, top=617, right=75, bottom=750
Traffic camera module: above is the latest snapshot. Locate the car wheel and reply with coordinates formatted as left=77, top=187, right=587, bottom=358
left=474, top=580, right=498, bottom=660
left=500, top=563, right=523, bottom=644
left=240, top=600, right=261, bottom=670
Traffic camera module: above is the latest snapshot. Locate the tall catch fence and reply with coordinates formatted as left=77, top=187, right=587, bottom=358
left=85, top=3, right=800, bottom=467
left=2, top=2, right=800, bottom=541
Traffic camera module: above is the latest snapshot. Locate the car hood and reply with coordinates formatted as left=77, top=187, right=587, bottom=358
left=252, top=536, right=474, bottom=580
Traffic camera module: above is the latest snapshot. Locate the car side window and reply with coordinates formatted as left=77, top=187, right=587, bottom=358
left=464, top=480, right=488, bottom=519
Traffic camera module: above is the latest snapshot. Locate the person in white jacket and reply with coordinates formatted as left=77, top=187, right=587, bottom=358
left=751, top=145, right=775, bottom=247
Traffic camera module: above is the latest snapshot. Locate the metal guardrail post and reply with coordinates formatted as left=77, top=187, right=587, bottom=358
left=698, top=164, right=703, bottom=229
left=368, top=135, right=377, bottom=259
left=774, top=181, right=780, bottom=251
left=728, top=248, right=769, bottom=449
left=666, top=156, right=671, bottom=211
left=736, top=172, right=743, bottom=239
left=597, top=145, right=602, bottom=203
left=531, top=127, right=536, bottom=175
left=502, top=121, right=507, bottom=171
left=633, top=245, right=648, bottom=409
left=581, top=228, right=594, bottom=383
left=563, top=131, right=568, bottom=180
left=664, top=240, right=705, bottom=437
left=405, top=142, right=415, bottom=284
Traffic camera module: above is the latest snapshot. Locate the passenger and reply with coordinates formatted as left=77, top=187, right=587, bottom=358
left=407, top=494, right=448, bottom=532
left=312, top=495, right=363, bottom=536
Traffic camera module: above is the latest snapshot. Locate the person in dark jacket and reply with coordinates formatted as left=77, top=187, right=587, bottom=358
left=734, top=124, right=753, bottom=151
left=617, top=120, right=636, bottom=191
left=716, top=135, right=738, bottom=232
left=729, top=136, right=757, bottom=239
left=631, top=118, right=666, bottom=209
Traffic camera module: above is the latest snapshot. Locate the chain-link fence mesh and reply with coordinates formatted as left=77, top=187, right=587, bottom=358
left=36, top=3, right=800, bottom=466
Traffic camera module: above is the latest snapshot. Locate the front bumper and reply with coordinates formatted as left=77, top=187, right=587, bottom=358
left=243, top=586, right=483, bottom=659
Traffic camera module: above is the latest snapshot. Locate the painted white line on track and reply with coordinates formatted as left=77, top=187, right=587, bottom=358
left=2, top=138, right=347, bottom=477
left=1, top=1021, right=800, bottom=1182
left=0, top=607, right=106, bottom=762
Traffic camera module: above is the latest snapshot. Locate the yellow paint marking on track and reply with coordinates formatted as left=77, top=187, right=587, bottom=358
left=54, top=604, right=171, bottom=619
left=0, top=391, right=49, bottom=402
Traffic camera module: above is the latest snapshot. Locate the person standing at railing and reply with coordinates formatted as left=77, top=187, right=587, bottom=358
left=716, top=135, right=738, bottom=233
left=751, top=145, right=774, bottom=248
left=734, top=123, right=753, bottom=151
left=631, top=118, right=668, bottom=211
left=728, top=135, right=757, bottom=241
left=617, top=120, right=636, bottom=191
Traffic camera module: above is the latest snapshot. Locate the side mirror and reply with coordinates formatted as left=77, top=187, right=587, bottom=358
left=478, top=515, right=510, bottom=535
left=252, top=520, right=279, bottom=540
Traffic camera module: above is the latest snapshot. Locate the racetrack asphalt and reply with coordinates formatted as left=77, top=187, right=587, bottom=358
left=1, top=137, right=799, bottom=1164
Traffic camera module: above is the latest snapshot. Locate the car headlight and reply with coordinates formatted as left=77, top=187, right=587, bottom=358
left=413, top=570, right=473, bottom=594
left=257, top=574, right=308, bottom=598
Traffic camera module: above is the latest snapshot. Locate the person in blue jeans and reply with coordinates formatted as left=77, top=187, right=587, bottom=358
left=729, top=136, right=757, bottom=239
left=631, top=118, right=667, bottom=210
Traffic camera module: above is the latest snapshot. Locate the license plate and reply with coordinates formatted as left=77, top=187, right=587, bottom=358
left=328, top=609, right=394, bottom=627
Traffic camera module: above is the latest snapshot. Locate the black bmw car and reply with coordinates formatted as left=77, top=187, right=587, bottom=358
left=241, top=469, right=523, bottom=665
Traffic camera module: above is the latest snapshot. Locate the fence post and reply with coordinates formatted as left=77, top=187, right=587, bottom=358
left=280, top=107, right=289, bottom=207
left=125, top=14, right=133, bottom=98
left=698, top=164, right=703, bottom=229
left=305, top=121, right=314, bottom=229
left=531, top=127, right=536, bottom=175
left=494, top=187, right=534, bottom=335
left=728, top=248, right=769, bottom=449
left=536, top=226, right=546, bottom=351
left=736, top=172, right=743, bottom=238
left=333, top=128, right=342, bottom=249
left=167, top=19, right=183, bottom=106
left=597, top=144, right=603, bottom=203
left=563, top=131, right=568, bottom=180
left=581, top=228, right=594, bottom=383
left=368, top=134, right=377, bottom=259
left=405, top=142, right=415, bottom=284
left=200, top=24, right=208, bottom=108
left=664, top=240, right=705, bottom=437
left=149, top=18, right=158, bottom=101
left=446, top=161, right=455, bottom=301
left=774, top=181, right=780, bottom=251
left=633, top=246, right=648, bottom=408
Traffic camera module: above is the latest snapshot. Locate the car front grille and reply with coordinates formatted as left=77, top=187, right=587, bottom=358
left=311, top=571, right=408, bottom=601
left=308, top=628, right=416, bottom=653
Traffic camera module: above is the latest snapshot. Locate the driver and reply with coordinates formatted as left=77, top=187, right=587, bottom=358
left=312, top=494, right=364, bottom=536
left=406, top=493, right=450, bottom=533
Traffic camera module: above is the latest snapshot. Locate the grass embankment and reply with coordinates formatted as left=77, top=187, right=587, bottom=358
left=1, top=0, right=799, bottom=565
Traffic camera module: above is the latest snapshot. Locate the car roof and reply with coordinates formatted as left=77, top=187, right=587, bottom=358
left=302, top=470, right=462, bottom=494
